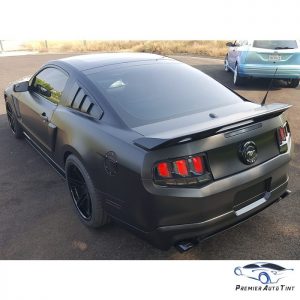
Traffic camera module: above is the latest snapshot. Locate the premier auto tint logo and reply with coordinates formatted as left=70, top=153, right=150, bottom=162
left=234, top=262, right=295, bottom=292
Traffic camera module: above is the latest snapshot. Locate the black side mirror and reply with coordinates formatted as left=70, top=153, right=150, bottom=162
left=13, top=81, right=29, bottom=92
left=226, top=42, right=234, bottom=47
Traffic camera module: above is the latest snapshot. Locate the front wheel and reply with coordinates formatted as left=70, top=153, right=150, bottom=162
left=233, top=64, right=245, bottom=86
left=287, top=79, right=299, bottom=88
left=6, top=103, right=23, bottom=139
left=65, top=155, right=110, bottom=228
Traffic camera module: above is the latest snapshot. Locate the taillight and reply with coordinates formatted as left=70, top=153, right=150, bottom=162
left=157, top=162, right=171, bottom=178
left=277, top=122, right=290, bottom=153
left=153, top=154, right=212, bottom=187
left=191, top=156, right=204, bottom=174
left=278, top=127, right=286, bottom=143
left=174, top=159, right=189, bottom=176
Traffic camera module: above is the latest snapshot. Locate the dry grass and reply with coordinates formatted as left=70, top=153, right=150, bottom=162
left=22, top=40, right=228, bottom=57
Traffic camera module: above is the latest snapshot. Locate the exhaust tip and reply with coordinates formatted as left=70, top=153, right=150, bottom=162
left=175, top=239, right=199, bottom=253
left=279, top=189, right=291, bottom=200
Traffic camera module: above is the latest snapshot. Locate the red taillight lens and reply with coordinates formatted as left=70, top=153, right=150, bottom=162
left=174, top=159, right=189, bottom=176
left=157, top=162, right=171, bottom=178
left=154, top=154, right=211, bottom=187
left=277, top=123, right=290, bottom=154
left=278, top=127, right=286, bottom=143
left=191, top=156, right=204, bottom=174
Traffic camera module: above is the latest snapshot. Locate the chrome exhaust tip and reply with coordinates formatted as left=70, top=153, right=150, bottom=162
left=175, top=239, right=198, bottom=252
left=279, top=189, right=291, bottom=200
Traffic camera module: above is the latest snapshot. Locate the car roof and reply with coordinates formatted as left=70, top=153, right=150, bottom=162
left=55, top=52, right=167, bottom=71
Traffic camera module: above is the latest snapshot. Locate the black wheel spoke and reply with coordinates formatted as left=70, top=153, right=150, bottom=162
left=77, top=193, right=87, bottom=207
left=68, top=177, right=85, bottom=187
left=67, top=165, right=92, bottom=220
left=7, top=109, right=16, bottom=133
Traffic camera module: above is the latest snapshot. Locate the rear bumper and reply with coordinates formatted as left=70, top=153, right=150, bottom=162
left=239, top=64, right=300, bottom=79
left=139, top=140, right=292, bottom=250
left=146, top=178, right=289, bottom=249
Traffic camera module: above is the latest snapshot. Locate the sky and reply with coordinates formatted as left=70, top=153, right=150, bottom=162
left=1, top=0, right=299, bottom=40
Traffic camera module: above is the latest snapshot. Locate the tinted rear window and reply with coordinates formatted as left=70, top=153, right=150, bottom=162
left=86, top=61, right=243, bottom=127
left=253, top=40, right=298, bottom=49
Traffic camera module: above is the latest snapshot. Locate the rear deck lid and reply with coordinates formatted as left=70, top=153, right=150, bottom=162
left=133, top=102, right=290, bottom=141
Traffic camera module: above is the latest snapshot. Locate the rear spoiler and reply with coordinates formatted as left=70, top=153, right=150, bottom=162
left=134, top=103, right=291, bottom=151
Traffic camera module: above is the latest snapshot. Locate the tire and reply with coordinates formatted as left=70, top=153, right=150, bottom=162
left=65, top=154, right=110, bottom=228
left=224, top=55, right=230, bottom=72
left=6, top=103, right=23, bottom=139
left=233, top=64, right=245, bottom=86
left=287, top=79, right=299, bottom=88
left=259, top=272, right=271, bottom=284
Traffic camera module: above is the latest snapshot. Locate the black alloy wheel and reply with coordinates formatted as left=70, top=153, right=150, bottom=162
left=65, top=154, right=110, bottom=227
left=6, top=104, right=16, bottom=134
left=6, top=103, right=23, bottom=138
left=68, top=164, right=92, bottom=220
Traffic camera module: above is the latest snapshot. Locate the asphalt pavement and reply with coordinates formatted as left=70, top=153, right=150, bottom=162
left=0, top=53, right=299, bottom=259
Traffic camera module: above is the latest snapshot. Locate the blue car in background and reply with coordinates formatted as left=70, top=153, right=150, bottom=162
left=224, top=40, right=300, bottom=87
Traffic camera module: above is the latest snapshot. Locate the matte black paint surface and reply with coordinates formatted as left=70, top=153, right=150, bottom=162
left=4, top=53, right=292, bottom=249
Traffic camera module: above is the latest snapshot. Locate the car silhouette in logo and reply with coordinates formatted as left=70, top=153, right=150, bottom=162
left=234, top=262, right=294, bottom=284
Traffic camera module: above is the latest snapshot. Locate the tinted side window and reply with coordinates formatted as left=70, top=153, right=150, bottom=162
left=244, top=264, right=259, bottom=269
left=33, top=67, right=68, bottom=104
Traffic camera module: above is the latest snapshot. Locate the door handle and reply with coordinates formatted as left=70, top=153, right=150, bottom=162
left=41, top=112, right=48, bottom=122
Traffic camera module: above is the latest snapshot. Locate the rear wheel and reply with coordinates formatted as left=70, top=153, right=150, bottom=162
left=6, top=103, right=23, bottom=139
left=224, top=55, right=229, bottom=72
left=233, top=64, right=245, bottom=86
left=259, top=272, right=271, bottom=284
left=286, top=79, right=299, bottom=88
left=65, top=155, right=110, bottom=228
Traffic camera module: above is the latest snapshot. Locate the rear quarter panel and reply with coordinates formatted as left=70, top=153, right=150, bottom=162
left=51, top=106, right=156, bottom=230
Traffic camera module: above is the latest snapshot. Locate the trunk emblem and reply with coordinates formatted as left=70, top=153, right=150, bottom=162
left=239, top=141, right=258, bottom=165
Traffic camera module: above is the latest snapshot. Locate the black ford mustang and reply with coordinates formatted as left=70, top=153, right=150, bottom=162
left=4, top=53, right=292, bottom=250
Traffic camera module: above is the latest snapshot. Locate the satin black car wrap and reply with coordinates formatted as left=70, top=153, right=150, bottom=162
left=4, top=53, right=292, bottom=250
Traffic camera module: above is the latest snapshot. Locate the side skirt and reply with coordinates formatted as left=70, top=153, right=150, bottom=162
left=23, top=131, right=66, bottom=179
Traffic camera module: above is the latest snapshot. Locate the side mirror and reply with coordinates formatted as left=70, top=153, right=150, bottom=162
left=13, top=81, right=29, bottom=92
left=226, top=42, right=234, bottom=47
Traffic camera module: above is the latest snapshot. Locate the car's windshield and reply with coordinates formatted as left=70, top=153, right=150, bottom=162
left=253, top=40, right=298, bottom=50
left=85, top=61, right=243, bottom=127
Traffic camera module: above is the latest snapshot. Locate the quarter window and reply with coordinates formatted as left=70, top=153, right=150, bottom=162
left=33, top=67, right=68, bottom=104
